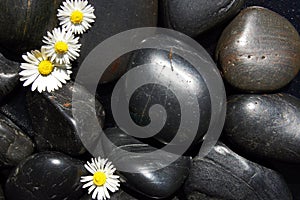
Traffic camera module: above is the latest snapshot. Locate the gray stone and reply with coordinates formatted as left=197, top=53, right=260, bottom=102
left=26, top=81, right=105, bottom=156
left=225, top=93, right=300, bottom=163
left=0, top=112, right=34, bottom=167
left=161, top=0, right=244, bottom=37
left=5, top=151, right=86, bottom=200
left=0, top=53, right=19, bottom=100
left=184, top=142, right=292, bottom=200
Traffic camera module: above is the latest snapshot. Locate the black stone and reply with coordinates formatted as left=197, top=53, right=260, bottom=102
left=102, top=127, right=191, bottom=199
left=5, top=151, right=86, bottom=200
left=184, top=142, right=292, bottom=200
left=216, top=7, right=300, bottom=92
left=75, top=0, right=158, bottom=83
left=0, top=113, right=34, bottom=167
left=0, top=87, right=36, bottom=138
left=161, top=0, right=244, bottom=37
left=0, top=185, right=4, bottom=200
left=0, top=53, right=19, bottom=100
left=127, top=48, right=211, bottom=147
left=0, top=0, right=63, bottom=56
left=225, top=93, right=300, bottom=163
left=26, top=81, right=105, bottom=156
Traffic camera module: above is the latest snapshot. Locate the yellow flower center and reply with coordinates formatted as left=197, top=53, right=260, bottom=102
left=38, top=60, right=53, bottom=76
left=70, top=10, right=84, bottom=24
left=93, top=171, right=107, bottom=186
left=54, top=41, right=68, bottom=54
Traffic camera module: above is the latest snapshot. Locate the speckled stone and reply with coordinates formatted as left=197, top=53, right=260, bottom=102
left=0, top=53, right=19, bottom=100
left=102, top=127, right=191, bottom=199
left=26, top=82, right=105, bottom=156
left=75, top=0, right=158, bottom=83
left=161, top=0, right=244, bottom=37
left=0, top=0, right=63, bottom=55
left=184, top=142, right=292, bottom=200
left=216, top=6, right=300, bottom=92
left=5, top=151, right=86, bottom=200
left=0, top=113, right=34, bottom=167
left=225, top=93, right=300, bottom=163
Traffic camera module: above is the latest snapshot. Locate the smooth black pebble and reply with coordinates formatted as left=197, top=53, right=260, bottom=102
left=102, top=127, right=191, bottom=199
left=161, top=0, right=244, bottom=37
left=225, top=93, right=300, bottom=163
left=5, top=151, right=86, bottom=200
left=184, top=142, right=292, bottom=200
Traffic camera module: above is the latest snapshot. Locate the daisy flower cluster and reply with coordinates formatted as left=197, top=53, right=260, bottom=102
left=19, top=0, right=96, bottom=93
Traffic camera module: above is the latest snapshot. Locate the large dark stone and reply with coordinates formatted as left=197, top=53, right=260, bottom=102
left=127, top=48, right=211, bottom=147
left=184, top=142, right=292, bottom=200
left=225, top=93, right=300, bottom=163
left=161, top=0, right=244, bottom=37
left=0, top=53, right=19, bottom=100
left=76, top=0, right=158, bottom=83
left=26, top=82, right=105, bottom=156
left=5, top=151, right=86, bottom=200
left=0, top=0, right=63, bottom=56
left=102, top=127, right=191, bottom=199
left=0, top=113, right=34, bottom=167
left=216, top=6, right=300, bottom=92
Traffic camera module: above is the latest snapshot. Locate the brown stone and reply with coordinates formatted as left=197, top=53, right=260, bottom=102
left=216, top=6, right=300, bottom=92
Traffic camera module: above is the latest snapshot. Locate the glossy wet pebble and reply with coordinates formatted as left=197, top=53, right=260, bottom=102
left=184, top=142, right=292, bottom=200
left=26, top=82, right=105, bottom=156
left=5, top=151, right=86, bottom=200
left=161, top=0, right=244, bottom=37
left=216, top=6, right=300, bottom=92
left=102, top=127, right=191, bottom=199
left=225, top=93, right=300, bottom=163
left=0, top=113, right=34, bottom=167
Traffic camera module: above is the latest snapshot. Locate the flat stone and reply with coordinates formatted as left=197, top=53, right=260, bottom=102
left=216, top=6, right=300, bottom=92
left=5, top=151, right=86, bottom=200
left=161, top=0, right=244, bottom=37
left=0, top=113, right=34, bottom=167
left=127, top=48, right=211, bottom=147
left=0, top=53, right=19, bottom=100
left=0, top=0, right=63, bottom=55
left=26, top=82, right=105, bottom=156
left=225, top=93, right=300, bottom=163
left=184, top=142, right=292, bottom=200
left=102, top=127, right=191, bottom=199
left=76, top=0, right=158, bottom=83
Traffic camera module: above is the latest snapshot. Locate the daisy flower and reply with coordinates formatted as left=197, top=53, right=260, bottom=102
left=57, top=0, right=96, bottom=34
left=81, top=157, right=120, bottom=200
left=42, top=27, right=81, bottom=64
left=19, top=47, right=72, bottom=93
